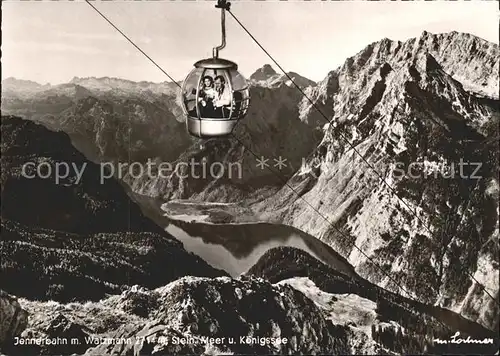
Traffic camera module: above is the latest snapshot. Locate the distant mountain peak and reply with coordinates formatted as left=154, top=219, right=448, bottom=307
left=1, top=77, right=51, bottom=96
left=249, top=65, right=316, bottom=89
left=336, top=30, right=499, bottom=99
left=250, top=64, right=278, bottom=81
left=2, top=77, right=42, bottom=85
left=2, top=77, right=45, bottom=87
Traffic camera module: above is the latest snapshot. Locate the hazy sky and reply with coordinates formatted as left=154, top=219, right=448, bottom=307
left=2, top=0, right=498, bottom=85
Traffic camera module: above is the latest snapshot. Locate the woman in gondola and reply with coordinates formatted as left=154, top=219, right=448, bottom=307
left=198, top=75, right=217, bottom=117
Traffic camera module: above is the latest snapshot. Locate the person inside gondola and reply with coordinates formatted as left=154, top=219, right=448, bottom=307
left=213, top=75, right=231, bottom=118
left=197, top=75, right=217, bottom=117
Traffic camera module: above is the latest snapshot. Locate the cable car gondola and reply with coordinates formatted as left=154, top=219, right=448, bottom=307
left=180, top=0, right=250, bottom=138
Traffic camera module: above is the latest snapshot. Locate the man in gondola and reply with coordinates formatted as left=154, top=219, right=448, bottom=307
left=213, top=75, right=231, bottom=118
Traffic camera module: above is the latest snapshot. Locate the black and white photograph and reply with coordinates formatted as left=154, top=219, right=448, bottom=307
left=0, top=0, right=499, bottom=355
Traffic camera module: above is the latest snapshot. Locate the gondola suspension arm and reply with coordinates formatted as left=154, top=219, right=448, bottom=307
left=213, top=0, right=231, bottom=58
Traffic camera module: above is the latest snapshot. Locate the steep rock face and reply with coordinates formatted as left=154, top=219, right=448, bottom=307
left=0, top=116, right=226, bottom=302
left=414, top=31, right=499, bottom=98
left=0, top=290, right=28, bottom=349
left=55, top=95, right=190, bottom=163
left=255, top=31, right=499, bottom=330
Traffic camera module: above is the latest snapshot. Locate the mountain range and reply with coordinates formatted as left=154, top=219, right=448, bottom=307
left=1, top=29, right=499, bottom=354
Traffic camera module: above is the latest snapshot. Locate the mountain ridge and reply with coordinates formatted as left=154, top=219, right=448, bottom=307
left=3, top=30, right=496, bottom=97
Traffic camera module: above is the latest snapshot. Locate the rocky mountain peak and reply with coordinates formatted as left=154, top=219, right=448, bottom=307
left=250, top=64, right=278, bottom=81
left=300, top=31, right=498, bottom=129
left=413, top=31, right=499, bottom=97
left=249, top=65, right=316, bottom=90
